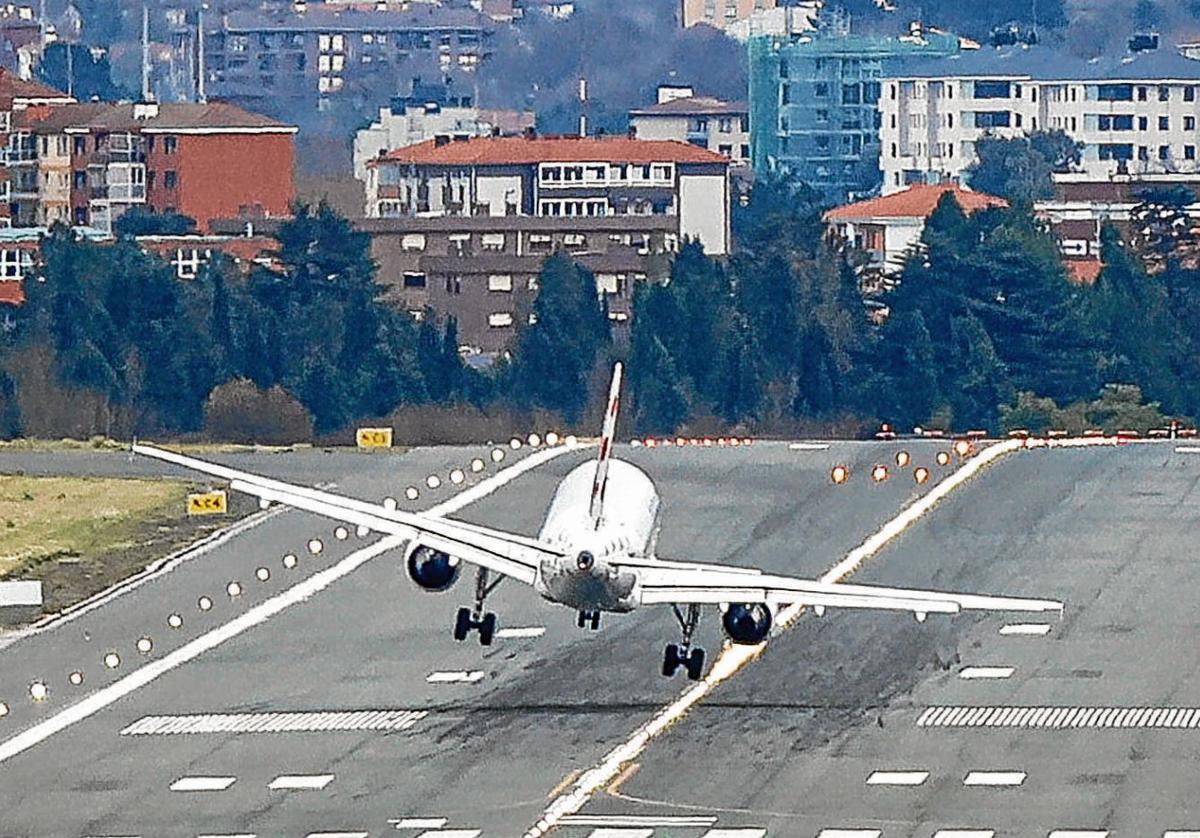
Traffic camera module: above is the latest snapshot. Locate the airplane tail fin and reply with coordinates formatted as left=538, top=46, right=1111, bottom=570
left=588, top=361, right=622, bottom=528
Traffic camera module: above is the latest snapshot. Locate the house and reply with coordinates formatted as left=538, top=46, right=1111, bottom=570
left=823, top=182, right=1007, bottom=278
left=629, top=86, right=750, bottom=167
left=366, top=133, right=731, bottom=255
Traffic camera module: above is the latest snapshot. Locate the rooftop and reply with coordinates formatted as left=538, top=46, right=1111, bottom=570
left=0, top=68, right=73, bottom=103
left=19, top=101, right=296, bottom=134
left=823, top=183, right=1008, bottom=221
left=377, top=135, right=730, bottom=166
left=223, top=5, right=487, bottom=32
left=629, top=96, right=748, bottom=117
left=894, top=44, right=1200, bottom=81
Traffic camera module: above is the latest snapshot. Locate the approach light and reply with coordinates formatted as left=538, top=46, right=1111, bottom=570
left=226, top=581, right=242, bottom=598
left=136, top=637, right=153, bottom=655
left=914, top=466, right=931, bottom=484
left=546, top=432, right=560, bottom=446
left=29, top=682, right=47, bottom=702
left=896, top=451, right=911, bottom=468
left=384, top=496, right=399, bottom=510
left=282, top=554, right=298, bottom=569
left=334, top=526, right=349, bottom=540
left=830, top=465, right=849, bottom=484
left=470, top=458, right=485, bottom=473
left=197, top=596, right=214, bottom=611
left=258, top=498, right=271, bottom=510
left=564, top=435, right=578, bottom=447
left=528, top=433, right=541, bottom=447
left=491, top=448, right=506, bottom=463
left=307, top=538, right=323, bottom=554
left=871, top=464, right=889, bottom=482
left=68, top=671, right=84, bottom=686
left=954, top=439, right=971, bottom=458
left=449, top=469, right=465, bottom=485
left=167, top=613, right=183, bottom=629
left=256, top=567, right=270, bottom=582
left=510, top=438, right=522, bottom=450
left=103, top=652, right=121, bottom=669
left=356, top=525, right=370, bottom=538
left=426, top=475, right=441, bottom=489
left=936, top=451, right=951, bottom=466
left=403, top=487, right=419, bottom=501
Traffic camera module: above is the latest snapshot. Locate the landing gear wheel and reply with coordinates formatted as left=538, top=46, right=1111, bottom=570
left=685, top=647, right=706, bottom=681
left=577, top=610, right=602, bottom=630
left=662, top=643, right=681, bottom=677
left=590, top=611, right=600, bottom=630
left=479, top=612, right=497, bottom=646
left=453, top=607, right=472, bottom=642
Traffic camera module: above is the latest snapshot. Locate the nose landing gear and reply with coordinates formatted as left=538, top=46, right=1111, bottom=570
left=453, top=567, right=501, bottom=645
left=577, top=609, right=601, bottom=630
left=663, top=604, right=705, bottom=680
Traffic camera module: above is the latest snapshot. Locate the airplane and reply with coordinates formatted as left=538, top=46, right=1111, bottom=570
left=133, top=363, right=1063, bottom=681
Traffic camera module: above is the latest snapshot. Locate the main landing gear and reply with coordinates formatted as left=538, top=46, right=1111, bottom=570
left=577, top=609, right=601, bottom=630
left=663, top=604, right=705, bottom=681
left=453, top=567, right=501, bottom=645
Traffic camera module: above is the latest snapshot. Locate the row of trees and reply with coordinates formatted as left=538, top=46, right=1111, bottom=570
left=1, top=182, right=1198, bottom=442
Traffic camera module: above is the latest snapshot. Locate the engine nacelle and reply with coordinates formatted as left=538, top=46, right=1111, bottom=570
left=722, top=602, right=773, bottom=644
left=405, top=543, right=460, bottom=592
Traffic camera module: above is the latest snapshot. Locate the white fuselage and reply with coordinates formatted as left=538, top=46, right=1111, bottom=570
left=533, top=459, right=660, bottom=613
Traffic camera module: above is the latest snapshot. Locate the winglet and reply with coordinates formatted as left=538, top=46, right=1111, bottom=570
left=588, top=362, right=622, bottom=528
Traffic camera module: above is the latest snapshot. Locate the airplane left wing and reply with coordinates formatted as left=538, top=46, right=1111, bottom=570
left=630, top=561, right=1063, bottom=617
left=132, top=443, right=560, bottom=586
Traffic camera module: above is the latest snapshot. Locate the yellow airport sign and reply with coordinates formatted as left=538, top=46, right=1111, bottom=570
left=187, top=490, right=227, bottom=516
left=356, top=427, right=394, bottom=449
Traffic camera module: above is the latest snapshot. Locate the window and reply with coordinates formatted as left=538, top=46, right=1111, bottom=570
left=1139, top=116, right=1148, bottom=130
left=171, top=247, right=206, bottom=280
left=401, top=233, right=426, bottom=251
left=740, top=144, right=750, bottom=159
left=816, top=109, right=828, bottom=123
left=72, top=170, right=85, bottom=190
left=814, top=82, right=828, bottom=98
left=528, top=233, right=552, bottom=253
left=444, top=276, right=461, bottom=295
left=487, top=274, right=512, bottom=292
left=1188, top=117, right=1197, bottom=131
left=73, top=136, right=85, bottom=155
left=402, top=271, right=426, bottom=288
left=163, top=135, right=177, bottom=154
left=1138, top=86, right=1148, bottom=101
left=973, top=80, right=1011, bottom=99
left=147, top=171, right=156, bottom=190
left=1160, top=116, right=1170, bottom=131
left=1159, top=85, right=1170, bottom=102
left=718, top=117, right=733, bottom=132
left=164, top=171, right=177, bottom=189
left=0, top=248, right=31, bottom=280
left=975, top=111, right=1012, bottom=128
left=1099, top=115, right=1133, bottom=131
left=1187, top=146, right=1196, bottom=161
left=1160, top=145, right=1170, bottom=160
left=488, top=312, right=513, bottom=328
left=841, top=83, right=860, bottom=105
left=1138, top=146, right=1149, bottom=161
left=1188, top=87, right=1197, bottom=103
left=480, top=232, right=505, bottom=251
left=1097, top=83, right=1133, bottom=101
left=1098, top=144, right=1133, bottom=160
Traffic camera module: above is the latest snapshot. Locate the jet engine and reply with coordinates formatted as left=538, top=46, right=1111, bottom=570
left=721, top=603, right=773, bottom=644
left=405, top=543, right=460, bottom=592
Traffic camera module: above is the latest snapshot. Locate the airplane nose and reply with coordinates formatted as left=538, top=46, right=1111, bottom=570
left=576, top=551, right=595, bottom=571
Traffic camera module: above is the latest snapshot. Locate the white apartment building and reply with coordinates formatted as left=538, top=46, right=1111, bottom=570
left=880, top=45, right=1200, bottom=194
left=629, top=86, right=751, bottom=167
left=365, top=134, right=732, bottom=254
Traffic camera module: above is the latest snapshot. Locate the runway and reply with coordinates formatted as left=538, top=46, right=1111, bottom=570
left=0, top=439, right=1194, bottom=837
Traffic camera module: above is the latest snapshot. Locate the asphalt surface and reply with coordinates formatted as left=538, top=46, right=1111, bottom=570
left=0, top=439, right=1193, bottom=837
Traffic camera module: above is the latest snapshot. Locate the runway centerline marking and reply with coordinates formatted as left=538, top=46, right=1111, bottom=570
left=582, top=830, right=652, bottom=838
left=559, top=816, right=718, bottom=827
left=0, top=446, right=575, bottom=767
left=305, top=833, right=368, bottom=838
left=999, top=622, right=1051, bottom=636
left=1163, top=832, right=1200, bottom=837
left=527, top=438, right=1031, bottom=838
left=1048, top=832, right=1108, bottom=838
left=866, top=770, right=929, bottom=785
left=699, top=830, right=767, bottom=838
left=411, top=831, right=480, bottom=838
left=963, top=771, right=1026, bottom=786
left=815, top=830, right=882, bottom=838
left=495, top=626, right=547, bottom=639
left=389, top=818, right=448, bottom=829
left=932, top=832, right=995, bottom=838
left=169, top=776, right=237, bottom=792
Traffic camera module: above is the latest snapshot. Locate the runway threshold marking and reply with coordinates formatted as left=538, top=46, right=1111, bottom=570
left=304, top=833, right=368, bottom=838
left=999, top=622, right=1051, bottom=636
left=268, top=773, right=334, bottom=790
left=582, top=830, right=652, bottom=838
left=121, top=709, right=427, bottom=735
left=932, top=832, right=995, bottom=838
left=426, top=670, right=485, bottom=684
left=410, top=831, right=480, bottom=838
left=0, top=445, right=576, bottom=767
left=959, top=666, right=1015, bottom=679
left=816, top=830, right=882, bottom=838
left=559, top=816, right=718, bottom=827
left=1047, top=832, right=1107, bottom=838
left=866, top=770, right=929, bottom=785
left=699, top=831, right=767, bottom=838
left=1164, top=832, right=1200, bottom=837
left=169, top=776, right=237, bottom=791
left=963, top=771, right=1026, bottom=786
left=920, top=705, right=1200, bottom=729
left=389, top=818, right=449, bottom=829
left=526, top=438, right=1031, bottom=838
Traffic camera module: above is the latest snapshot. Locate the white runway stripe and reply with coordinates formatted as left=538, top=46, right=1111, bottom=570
left=999, top=623, right=1052, bottom=636
left=584, top=830, right=653, bottom=838
left=268, top=774, right=334, bottom=790
left=919, top=705, right=1200, bottom=729
left=390, top=818, right=448, bottom=829
left=963, top=771, right=1026, bottom=786
left=932, top=831, right=995, bottom=838
left=413, top=831, right=480, bottom=838
left=305, top=833, right=368, bottom=838
left=700, top=830, right=767, bottom=838
left=122, top=709, right=427, bottom=735
left=169, top=776, right=236, bottom=792
left=866, top=770, right=929, bottom=785
left=1048, top=832, right=1107, bottom=838
left=559, top=815, right=718, bottom=827
left=959, top=666, right=1015, bottom=679
left=426, top=671, right=485, bottom=684
left=816, top=830, right=882, bottom=838
left=197, top=834, right=255, bottom=838
left=495, top=626, right=547, bottom=639
left=1164, top=832, right=1200, bottom=837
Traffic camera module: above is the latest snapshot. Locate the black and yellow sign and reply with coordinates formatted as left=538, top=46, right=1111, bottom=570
left=187, top=490, right=228, bottom=515
left=356, top=427, right=394, bottom=449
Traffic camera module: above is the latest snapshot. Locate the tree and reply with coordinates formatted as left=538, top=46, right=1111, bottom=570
left=966, top=130, right=1081, bottom=202
left=37, top=43, right=128, bottom=102
left=1129, top=185, right=1195, bottom=268
left=510, top=254, right=610, bottom=423
left=114, top=207, right=198, bottom=238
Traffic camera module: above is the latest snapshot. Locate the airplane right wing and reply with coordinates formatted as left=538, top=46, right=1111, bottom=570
left=630, top=561, right=1063, bottom=618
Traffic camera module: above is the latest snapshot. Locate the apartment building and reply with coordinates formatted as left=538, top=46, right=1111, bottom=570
left=881, top=44, right=1200, bottom=193
left=205, top=4, right=491, bottom=110
left=352, top=76, right=533, bottom=180
left=7, top=101, right=296, bottom=233
left=748, top=18, right=968, bottom=201
left=629, top=85, right=750, bottom=167
left=365, top=134, right=732, bottom=254
left=681, top=0, right=820, bottom=39
left=0, top=69, right=76, bottom=227
left=361, top=215, right=675, bottom=353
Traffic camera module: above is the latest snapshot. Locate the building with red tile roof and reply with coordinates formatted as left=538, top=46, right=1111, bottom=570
left=824, top=183, right=1008, bottom=276
left=367, top=133, right=731, bottom=255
